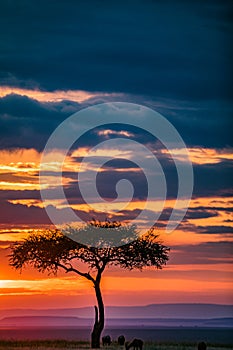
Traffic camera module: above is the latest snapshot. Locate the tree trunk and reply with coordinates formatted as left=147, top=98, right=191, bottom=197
left=91, top=281, right=105, bottom=348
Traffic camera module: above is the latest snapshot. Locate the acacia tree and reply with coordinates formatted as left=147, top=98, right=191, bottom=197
left=9, top=221, right=169, bottom=348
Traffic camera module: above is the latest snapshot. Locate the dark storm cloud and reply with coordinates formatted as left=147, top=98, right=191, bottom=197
left=160, top=101, right=233, bottom=148
left=185, top=208, right=219, bottom=219
left=0, top=94, right=75, bottom=151
left=0, top=93, right=120, bottom=151
left=0, top=0, right=232, bottom=222
left=196, top=225, right=233, bottom=234
left=190, top=205, right=233, bottom=213
left=0, top=199, right=52, bottom=225
left=0, top=183, right=231, bottom=229
left=96, top=168, right=148, bottom=201
left=0, top=198, right=109, bottom=225
left=0, top=134, right=232, bottom=203
left=178, top=221, right=233, bottom=235
left=155, top=206, right=220, bottom=226
left=1, top=93, right=232, bottom=156
left=159, top=206, right=220, bottom=221
left=0, top=0, right=232, bottom=100
left=192, top=160, right=233, bottom=198
left=27, top=160, right=233, bottom=206
left=0, top=196, right=151, bottom=225
left=171, top=240, right=233, bottom=265
left=0, top=0, right=232, bottom=153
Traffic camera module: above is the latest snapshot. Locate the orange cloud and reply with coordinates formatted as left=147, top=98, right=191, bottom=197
left=161, top=147, right=233, bottom=164
left=0, top=86, right=119, bottom=103
left=0, top=144, right=232, bottom=309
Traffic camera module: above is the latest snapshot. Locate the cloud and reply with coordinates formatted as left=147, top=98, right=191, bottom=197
left=0, top=200, right=51, bottom=225
left=0, top=151, right=232, bottom=207
left=178, top=204, right=233, bottom=222
left=0, top=1, right=232, bottom=101
left=0, top=94, right=134, bottom=151
left=171, top=241, right=233, bottom=265
left=0, top=93, right=78, bottom=151
left=185, top=208, right=219, bottom=220
left=191, top=160, right=233, bottom=198
left=0, top=93, right=232, bottom=157
left=190, top=205, right=233, bottom=213
left=0, top=1, right=232, bottom=234
left=0, top=198, right=140, bottom=226
left=0, top=0, right=232, bottom=158
left=196, top=225, right=233, bottom=234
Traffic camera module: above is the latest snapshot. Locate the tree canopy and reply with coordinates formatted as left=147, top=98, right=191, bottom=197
left=9, top=221, right=169, bottom=348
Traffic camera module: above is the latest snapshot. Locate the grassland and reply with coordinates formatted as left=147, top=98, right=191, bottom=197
left=0, top=340, right=232, bottom=350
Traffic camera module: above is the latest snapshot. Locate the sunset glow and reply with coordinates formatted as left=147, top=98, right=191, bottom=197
left=0, top=129, right=232, bottom=309
left=0, top=0, right=232, bottom=318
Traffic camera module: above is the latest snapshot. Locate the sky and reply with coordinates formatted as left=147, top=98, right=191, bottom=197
left=0, top=0, right=232, bottom=310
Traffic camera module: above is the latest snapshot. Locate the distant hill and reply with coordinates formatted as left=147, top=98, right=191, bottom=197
left=0, top=316, right=88, bottom=327
left=103, top=304, right=233, bottom=319
left=0, top=304, right=232, bottom=320
left=0, top=315, right=233, bottom=328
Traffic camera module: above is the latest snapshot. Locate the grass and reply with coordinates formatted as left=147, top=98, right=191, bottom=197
left=0, top=340, right=232, bottom=350
left=0, top=340, right=88, bottom=349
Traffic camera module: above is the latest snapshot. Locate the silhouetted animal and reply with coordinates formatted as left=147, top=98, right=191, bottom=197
left=125, top=339, right=143, bottom=350
left=198, top=342, right=207, bottom=350
left=118, top=335, right=125, bottom=345
left=102, top=335, right=111, bottom=346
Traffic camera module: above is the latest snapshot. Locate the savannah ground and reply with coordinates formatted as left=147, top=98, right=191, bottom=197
left=0, top=340, right=232, bottom=350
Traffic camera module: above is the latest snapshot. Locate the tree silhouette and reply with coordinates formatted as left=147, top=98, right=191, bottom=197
left=9, top=221, right=169, bottom=348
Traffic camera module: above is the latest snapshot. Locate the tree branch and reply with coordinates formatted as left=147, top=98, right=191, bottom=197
left=56, top=262, right=95, bottom=283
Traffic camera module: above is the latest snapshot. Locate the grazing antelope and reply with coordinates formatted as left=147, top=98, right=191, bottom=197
left=102, top=335, right=112, bottom=346
left=118, top=335, right=125, bottom=345
left=198, top=342, right=207, bottom=350
left=125, top=339, right=143, bottom=350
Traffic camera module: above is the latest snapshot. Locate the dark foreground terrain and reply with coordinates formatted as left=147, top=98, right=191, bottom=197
left=0, top=327, right=232, bottom=348
left=0, top=339, right=232, bottom=350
